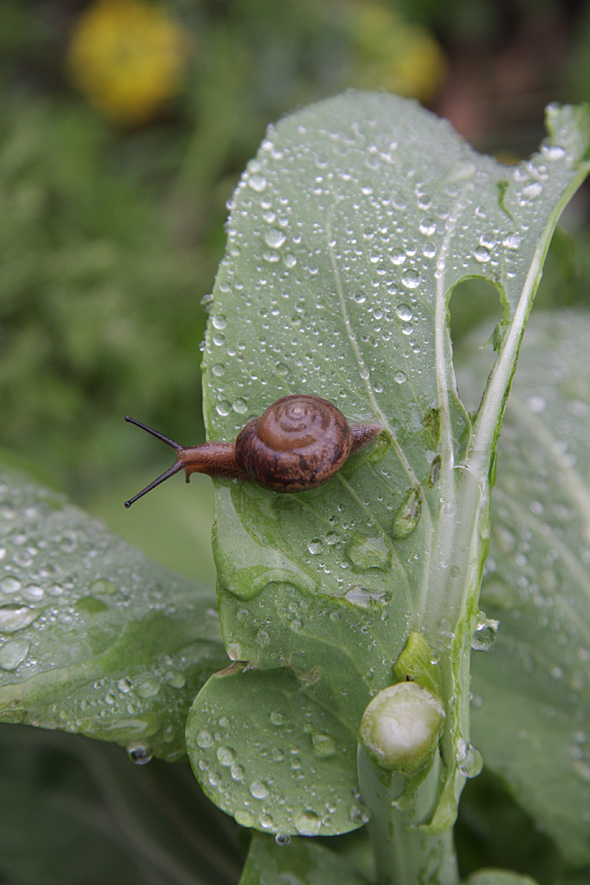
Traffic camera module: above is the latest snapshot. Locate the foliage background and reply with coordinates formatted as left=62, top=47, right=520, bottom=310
left=1, top=0, right=589, bottom=881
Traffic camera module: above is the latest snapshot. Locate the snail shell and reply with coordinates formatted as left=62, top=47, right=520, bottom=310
left=235, top=395, right=352, bottom=492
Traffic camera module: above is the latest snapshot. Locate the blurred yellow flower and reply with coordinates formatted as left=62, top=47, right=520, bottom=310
left=67, top=0, right=190, bottom=125
left=347, top=3, right=447, bottom=103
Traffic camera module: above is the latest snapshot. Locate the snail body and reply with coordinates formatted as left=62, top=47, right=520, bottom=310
left=124, top=394, right=381, bottom=507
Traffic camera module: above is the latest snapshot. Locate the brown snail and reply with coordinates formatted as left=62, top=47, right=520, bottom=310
left=124, top=394, right=381, bottom=507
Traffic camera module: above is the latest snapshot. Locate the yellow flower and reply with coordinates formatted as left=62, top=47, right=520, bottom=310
left=67, top=0, right=190, bottom=125
left=347, top=3, right=447, bottom=103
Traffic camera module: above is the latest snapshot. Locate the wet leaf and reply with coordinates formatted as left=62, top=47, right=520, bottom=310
left=188, top=92, right=590, bottom=833
left=466, top=310, right=590, bottom=866
left=187, top=664, right=368, bottom=837
left=0, top=466, right=227, bottom=761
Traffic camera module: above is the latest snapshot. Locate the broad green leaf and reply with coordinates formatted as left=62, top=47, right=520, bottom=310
left=187, top=662, right=368, bottom=837
left=465, top=311, right=590, bottom=866
left=239, top=832, right=370, bottom=885
left=0, top=466, right=227, bottom=761
left=189, top=92, right=590, bottom=834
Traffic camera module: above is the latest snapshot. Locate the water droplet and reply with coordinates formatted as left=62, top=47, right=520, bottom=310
left=0, top=604, right=39, bottom=633
left=344, top=586, right=386, bottom=607
left=474, top=245, right=491, bottom=263
left=471, top=616, right=500, bottom=651
left=346, top=533, right=391, bottom=572
left=136, top=679, right=160, bottom=698
left=164, top=670, right=186, bottom=689
left=270, top=710, right=285, bottom=726
left=211, top=363, right=225, bottom=377
left=456, top=739, right=483, bottom=778
left=312, top=733, right=336, bottom=757
left=233, top=398, right=248, bottom=415
left=127, top=744, right=153, bottom=765
left=394, top=370, right=407, bottom=385
left=542, top=144, right=566, bottom=161
left=503, top=232, right=521, bottom=250
left=0, top=638, right=29, bottom=670
left=197, top=729, right=213, bottom=749
left=401, top=269, right=421, bottom=289
left=0, top=576, right=21, bottom=595
left=248, top=174, right=267, bottom=192
left=307, top=539, right=323, bottom=556
left=392, top=488, right=422, bottom=539
left=231, top=762, right=245, bottom=781
left=235, top=809, right=255, bottom=827
left=216, top=401, right=231, bottom=417
left=295, top=809, right=321, bottom=836
left=264, top=228, right=286, bottom=249
left=118, top=678, right=132, bottom=694
left=217, top=746, right=236, bottom=766
left=522, top=181, right=542, bottom=199
left=284, top=252, right=297, bottom=268
left=396, top=304, right=413, bottom=322
left=22, top=584, right=44, bottom=602
left=250, top=779, right=269, bottom=800
left=275, top=833, right=290, bottom=846
left=419, top=218, right=437, bottom=236
left=90, top=579, right=116, bottom=595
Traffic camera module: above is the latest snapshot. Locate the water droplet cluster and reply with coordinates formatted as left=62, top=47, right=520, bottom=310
left=0, top=467, right=224, bottom=761
left=188, top=670, right=369, bottom=836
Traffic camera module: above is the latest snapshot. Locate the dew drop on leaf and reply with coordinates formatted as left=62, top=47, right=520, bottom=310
left=235, top=809, right=255, bottom=827
left=197, top=729, right=214, bottom=749
left=294, top=809, right=321, bottom=836
left=0, top=638, right=30, bottom=670
left=231, top=763, right=245, bottom=781
left=312, top=732, right=336, bottom=757
left=471, top=615, right=500, bottom=651
left=249, top=779, right=269, bottom=800
left=392, top=487, right=423, bottom=539
left=345, top=534, right=392, bottom=572
left=217, top=746, right=236, bottom=766
left=455, top=739, right=483, bottom=779
left=0, top=576, right=21, bottom=595
left=265, top=228, right=286, bottom=249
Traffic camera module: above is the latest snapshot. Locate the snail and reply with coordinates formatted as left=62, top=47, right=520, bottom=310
left=124, top=394, right=381, bottom=507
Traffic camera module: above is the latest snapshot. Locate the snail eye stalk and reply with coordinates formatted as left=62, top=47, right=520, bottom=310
left=124, top=416, right=184, bottom=508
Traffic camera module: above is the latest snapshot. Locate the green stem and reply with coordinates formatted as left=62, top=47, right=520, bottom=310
left=358, top=746, right=459, bottom=885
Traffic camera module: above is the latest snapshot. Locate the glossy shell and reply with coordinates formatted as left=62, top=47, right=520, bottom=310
left=234, top=394, right=352, bottom=491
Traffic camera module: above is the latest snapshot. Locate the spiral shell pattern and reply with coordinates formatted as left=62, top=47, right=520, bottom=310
left=235, top=394, right=352, bottom=491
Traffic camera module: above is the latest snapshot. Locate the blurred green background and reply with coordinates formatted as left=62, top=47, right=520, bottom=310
left=2, top=0, right=590, bottom=583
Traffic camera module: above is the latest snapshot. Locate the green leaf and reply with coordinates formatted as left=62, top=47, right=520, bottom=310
left=0, top=466, right=228, bottom=761
left=188, top=92, right=590, bottom=834
left=239, top=832, right=370, bottom=885
left=466, top=310, right=590, bottom=866
left=187, top=662, right=368, bottom=836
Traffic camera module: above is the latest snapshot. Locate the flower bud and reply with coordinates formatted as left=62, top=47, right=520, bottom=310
left=359, top=681, right=445, bottom=774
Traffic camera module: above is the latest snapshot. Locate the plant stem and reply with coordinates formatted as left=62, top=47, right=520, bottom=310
left=358, top=746, right=459, bottom=885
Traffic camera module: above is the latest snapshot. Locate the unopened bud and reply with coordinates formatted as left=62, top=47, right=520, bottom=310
left=359, top=681, right=445, bottom=774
